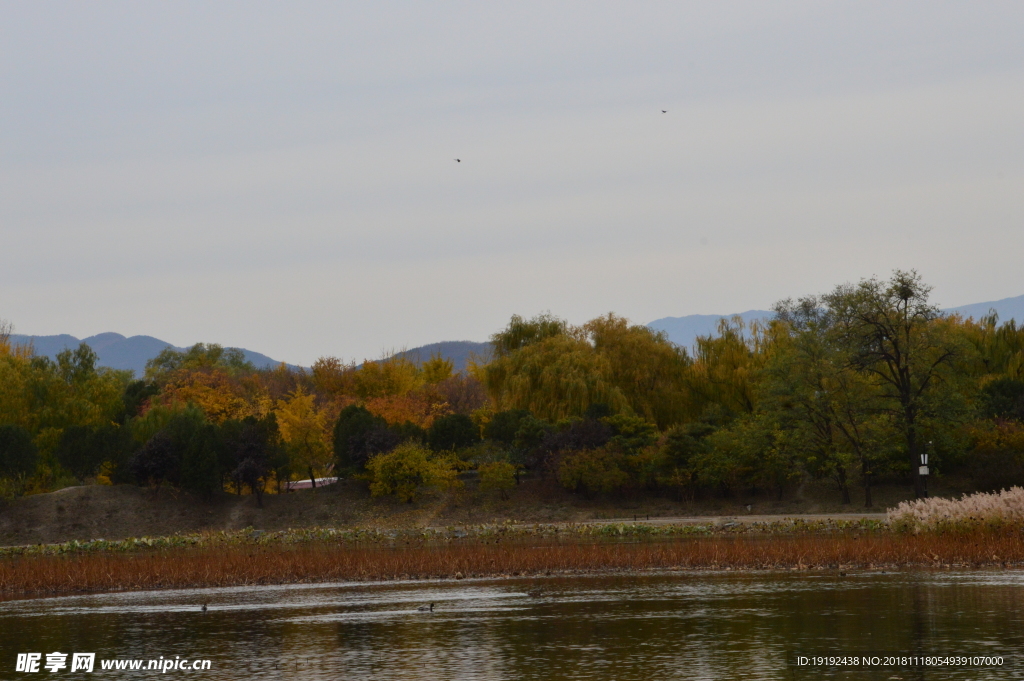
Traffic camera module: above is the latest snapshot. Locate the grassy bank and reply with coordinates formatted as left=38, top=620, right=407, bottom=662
left=2, top=523, right=1023, bottom=598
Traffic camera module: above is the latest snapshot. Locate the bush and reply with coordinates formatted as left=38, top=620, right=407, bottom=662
left=478, top=460, right=518, bottom=500
left=130, top=410, right=224, bottom=497
left=0, top=424, right=38, bottom=489
left=980, top=378, right=1024, bottom=421
left=427, top=413, right=478, bottom=452
left=602, top=414, right=658, bottom=454
left=962, top=420, right=1024, bottom=492
left=534, top=418, right=612, bottom=472
left=366, top=442, right=461, bottom=502
left=130, top=431, right=179, bottom=487
left=223, top=415, right=282, bottom=506
left=484, top=409, right=531, bottom=445
left=333, top=405, right=389, bottom=471
left=55, top=425, right=106, bottom=482
left=391, top=420, right=426, bottom=444
left=557, top=446, right=629, bottom=498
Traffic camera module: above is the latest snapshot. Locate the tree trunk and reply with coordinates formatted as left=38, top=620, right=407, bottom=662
left=837, top=466, right=851, bottom=505
left=308, top=465, right=317, bottom=489
left=862, top=459, right=873, bottom=508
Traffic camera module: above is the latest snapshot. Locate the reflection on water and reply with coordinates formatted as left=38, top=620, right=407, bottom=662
left=2, top=570, right=1023, bottom=679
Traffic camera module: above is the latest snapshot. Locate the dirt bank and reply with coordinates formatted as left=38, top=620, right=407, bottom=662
left=1, top=477, right=918, bottom=547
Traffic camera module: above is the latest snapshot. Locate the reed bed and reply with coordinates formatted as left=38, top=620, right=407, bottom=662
left=889, top=486, right=1024, bottom=531
left=3, top=531, right=1023, bottom=598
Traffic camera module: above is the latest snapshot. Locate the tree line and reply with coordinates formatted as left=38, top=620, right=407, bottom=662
left=2, top=270, right=1024, bottom=507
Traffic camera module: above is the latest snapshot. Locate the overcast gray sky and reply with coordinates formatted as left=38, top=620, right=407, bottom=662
left=2, top=2, right=1023, bottom=365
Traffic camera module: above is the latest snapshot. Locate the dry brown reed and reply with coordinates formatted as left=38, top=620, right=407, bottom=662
left=3, top=531, right=1024, bottom=598
left=889, top=486, right=1024, bottom=531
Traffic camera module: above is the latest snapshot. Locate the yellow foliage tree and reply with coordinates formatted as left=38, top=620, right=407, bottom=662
left=158, top=369, right=253, bottom=423
left=353, top=355, right=422, bottom=399
left=365, top=393, right=437, bottom=429
left=275, top=387, right=332, bottom=484
left=420, top=352, right=454, bottom=384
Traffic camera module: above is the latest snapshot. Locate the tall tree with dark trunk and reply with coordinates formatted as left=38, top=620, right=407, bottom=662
left=824, top=271, right=959, bottom=498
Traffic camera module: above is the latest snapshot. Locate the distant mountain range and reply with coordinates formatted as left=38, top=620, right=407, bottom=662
left=8, top=332, right=299, bottom=377
left=649, top=293, right=1024, bottom=350
left=11, top=294, right=1023, bottom=376
left=647, top=310, right=774, bottom=351
left=388, top=341, right=492, bottom=374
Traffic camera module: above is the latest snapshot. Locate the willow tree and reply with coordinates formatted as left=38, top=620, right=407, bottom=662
left=583, top=314, right=692, bottom=429
left=484, top=330, right=628, bottom=422
left=484, top=313, right=695, bottom=426
left=687, top=318, right=765, bottom=420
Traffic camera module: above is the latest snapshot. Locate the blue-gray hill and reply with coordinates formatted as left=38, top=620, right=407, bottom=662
left=8, top=333, right=299, bottom=377
left=646, top=293, right=1024, bottom=349
left=10, top=294, right=1021, bottom=376
left=378, top=341, right=492, bottom=374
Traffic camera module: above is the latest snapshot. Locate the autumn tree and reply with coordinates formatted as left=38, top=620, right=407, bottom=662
left=366, top=442, right=461, bottom=502
left=420, top=353, right=454, bottom=384
left=353, top=355, right=422, bottom=399
left=310, top=356, right=357, bottom=398
left=145, top=343, right=255, bottom=383
left=276, top=387, right=332, bottom=486
left=484, top=315, right=627, bottom=421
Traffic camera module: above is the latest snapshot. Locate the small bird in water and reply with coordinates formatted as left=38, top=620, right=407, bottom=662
left=201, top=603, right=208, bottom=612
left=417, top=603, right=434, bottom=612
left=661, top=110, right=667, bottom=113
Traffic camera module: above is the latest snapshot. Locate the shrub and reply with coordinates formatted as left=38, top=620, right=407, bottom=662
left=484, top=409, right=531, bottom=445
left=221, top=415, right=282, bottom=506
left=602, top=413, right=658, bottom=454
left=56, top=424, right=136, bottom=484
left=391, top=420, right=426, bottom=444
left=55, top=425, right=107, bottom=482
left=534, top=418, right=611, bottom=472
left=980, top=378, right=1024, bottom=421
left=366, top=443, right=461, bottom=502
left=478, top=460, right=518, bottom=500
left=0, top=424, right=38, bottom=490
left=130, top=431, right=179, bottom=488
left=427, top=413, right=478, bottom=452
left=557, top=446, right=629, bottom=498
left=130, top=410, right=224, bottom=496
left=333, top=405, right=388, bottom=471
left=963, top=421, right=1024, bottom=491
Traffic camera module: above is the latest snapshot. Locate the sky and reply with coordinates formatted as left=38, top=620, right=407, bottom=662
left=2, top=2, right=1023, bottom=365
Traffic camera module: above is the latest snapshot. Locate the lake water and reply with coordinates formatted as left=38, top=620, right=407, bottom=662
left=2, top=570, right=1022, bottom=679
